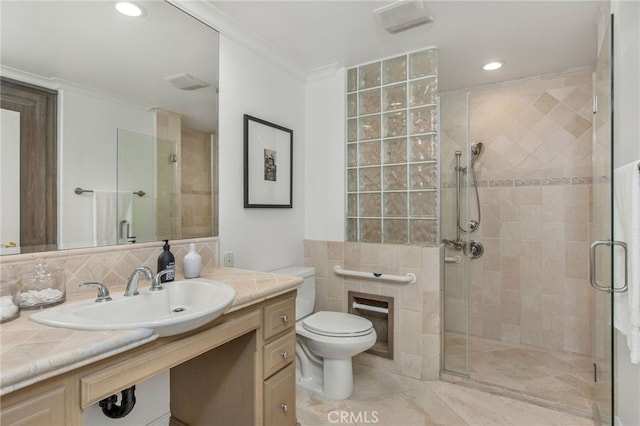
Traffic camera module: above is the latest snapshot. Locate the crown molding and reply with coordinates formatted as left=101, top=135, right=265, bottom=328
left=1, top=66, right=153, bottom=112
left=306, top=63, right=339, bottom=82
left=169, top=0, right=309, bottom=82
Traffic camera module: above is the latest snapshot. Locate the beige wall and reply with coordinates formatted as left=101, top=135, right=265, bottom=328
left=304, top=240, right=441, bottom=380
left=441, top=70, right=594, bottom=355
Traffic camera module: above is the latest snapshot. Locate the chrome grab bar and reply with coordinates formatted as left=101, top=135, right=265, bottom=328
left=333, top=265, right=416, bottom=284
left=589, top=240, right=628, bottom=293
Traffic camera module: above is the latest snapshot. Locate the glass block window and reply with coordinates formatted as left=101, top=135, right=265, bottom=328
left=346, top=48, right=439, bottom=245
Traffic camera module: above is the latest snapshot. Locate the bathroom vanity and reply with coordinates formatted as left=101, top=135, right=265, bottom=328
left=0, top=268, right=300, bottom=426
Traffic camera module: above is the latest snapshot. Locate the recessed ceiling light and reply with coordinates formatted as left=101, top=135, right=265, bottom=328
left=115, top=2, right=145, bottom=17
left=483, top=61, right=504, bottom=71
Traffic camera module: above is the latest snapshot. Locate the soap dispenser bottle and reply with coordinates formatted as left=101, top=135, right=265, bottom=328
left=157, top=240, right=175, bottom=283
left=183, top=243, right=202, bottom=279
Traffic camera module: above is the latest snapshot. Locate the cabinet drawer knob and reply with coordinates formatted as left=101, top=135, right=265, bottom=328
left=281, top=403, right=288, bottom=412
left=280, top=314, right=289, bottom=322
left=280, top=351, right=288, bottom=359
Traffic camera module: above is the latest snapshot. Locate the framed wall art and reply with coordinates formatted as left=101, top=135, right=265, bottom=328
left=243, top=114, right=293, bottom=208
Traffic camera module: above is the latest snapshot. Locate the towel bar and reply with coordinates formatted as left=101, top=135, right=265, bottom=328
left=74, top=187, right=146, bottom=197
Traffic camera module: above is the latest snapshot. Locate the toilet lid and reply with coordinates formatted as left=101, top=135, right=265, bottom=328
left=302, top=311, right=373, bottom=337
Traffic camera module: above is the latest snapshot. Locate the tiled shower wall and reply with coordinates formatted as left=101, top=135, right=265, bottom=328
left=304, top=240, right=441, bottom=380
left=181, top=127, right=216, bottom=238
left=346, top=48, right=439, bottom=245
left=441, top=70, right=594, bottom=355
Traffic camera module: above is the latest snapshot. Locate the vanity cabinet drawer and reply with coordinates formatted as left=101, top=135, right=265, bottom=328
left=263, top=296, right=295, bottom=340
left=263, top=330, right=295, bottom=378
left=263, top=363, right=296, bottom=426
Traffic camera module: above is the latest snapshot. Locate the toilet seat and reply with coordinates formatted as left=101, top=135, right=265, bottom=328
left=301, top=311, right=373, bottom=338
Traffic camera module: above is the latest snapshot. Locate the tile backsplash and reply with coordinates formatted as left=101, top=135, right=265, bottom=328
left=0, top=237, right=219, bottom=296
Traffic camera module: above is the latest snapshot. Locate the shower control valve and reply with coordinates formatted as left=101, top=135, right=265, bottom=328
left=464, top=240, right=484, bottom=259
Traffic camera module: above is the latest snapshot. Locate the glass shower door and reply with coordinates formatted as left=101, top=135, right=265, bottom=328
left=591, top=15, right=614, bottom=426
left=117, top=129, right=158, bottom=244
left=441, top=92, right=471, bottom=375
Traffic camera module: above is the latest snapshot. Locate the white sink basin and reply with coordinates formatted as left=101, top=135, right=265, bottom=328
left=30, top=279, right=236, bottom=337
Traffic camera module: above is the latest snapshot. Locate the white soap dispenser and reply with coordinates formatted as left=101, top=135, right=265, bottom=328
left=183, top=243, right=202, bottom=279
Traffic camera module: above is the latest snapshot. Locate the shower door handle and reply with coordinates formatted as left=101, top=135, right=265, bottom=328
left=589, top=240, right=628, bottom=293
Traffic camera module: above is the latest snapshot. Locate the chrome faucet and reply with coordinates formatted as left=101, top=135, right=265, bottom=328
left=124, top=266, right=154, bottom=296
left=150, top=270, right=171, bottom=292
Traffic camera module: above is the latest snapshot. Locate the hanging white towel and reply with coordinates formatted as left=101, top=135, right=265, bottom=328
left=613, top=160, right=640, bottom=363
left=92, top=190, right=118, bottom=246
left=118, top=191, right=134, bottom=241
left=93, top=190, right=136, bottom=246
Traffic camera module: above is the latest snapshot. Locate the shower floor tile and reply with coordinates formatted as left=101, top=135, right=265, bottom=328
left=296, top=363, right=594, bottom=425
left=443, top=333, right=594, bottom=416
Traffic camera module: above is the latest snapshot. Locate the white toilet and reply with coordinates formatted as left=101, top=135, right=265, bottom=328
left=273, top=266, right=376, bottom=400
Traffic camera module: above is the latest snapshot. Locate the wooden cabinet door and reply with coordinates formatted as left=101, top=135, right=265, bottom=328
left=0, top=386, right=65, bottom=426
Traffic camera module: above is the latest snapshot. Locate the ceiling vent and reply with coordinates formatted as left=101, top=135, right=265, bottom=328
left=373, top=0, right=433, bottom=34
left=164, top=73, right=210, bottom=91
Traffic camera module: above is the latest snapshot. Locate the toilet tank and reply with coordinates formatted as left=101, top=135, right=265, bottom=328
left=271, top=266, right=315, bottom=320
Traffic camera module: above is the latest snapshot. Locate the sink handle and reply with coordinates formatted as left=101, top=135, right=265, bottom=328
left=80, top=282, right=113, bottom=303
left=151, top=270, right=171, bottom=292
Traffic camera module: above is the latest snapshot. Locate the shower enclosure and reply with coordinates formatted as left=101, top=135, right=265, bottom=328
left=440, top=64, right=606, bottom=416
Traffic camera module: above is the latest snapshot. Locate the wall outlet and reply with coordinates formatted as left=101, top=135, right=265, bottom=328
left=224, top=252, right=234, bottom=267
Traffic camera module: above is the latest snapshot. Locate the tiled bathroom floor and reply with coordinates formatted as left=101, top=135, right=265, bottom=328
left=296, top=363, right=594, bottom=426
left=443, top=333, right=594, bottom=416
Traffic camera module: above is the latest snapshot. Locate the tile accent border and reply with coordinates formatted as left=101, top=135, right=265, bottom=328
left=442, top=176, right=593, bottom=189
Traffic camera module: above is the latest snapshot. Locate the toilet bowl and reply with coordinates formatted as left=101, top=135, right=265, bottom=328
left=272, top=266, right=376, bottom=400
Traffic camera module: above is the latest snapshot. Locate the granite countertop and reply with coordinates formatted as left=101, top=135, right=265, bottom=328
left=0, top=267, right=301, bottom=395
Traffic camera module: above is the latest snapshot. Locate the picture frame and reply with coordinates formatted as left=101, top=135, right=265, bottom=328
left=243, top=114, right=293, bottom=208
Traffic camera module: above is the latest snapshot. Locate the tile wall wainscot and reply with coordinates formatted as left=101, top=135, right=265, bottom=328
left=440, top=70, right=594, bottom=355
left=304, top=240, right=442, bottom=380
left=0, top=238, right=219, bottom=296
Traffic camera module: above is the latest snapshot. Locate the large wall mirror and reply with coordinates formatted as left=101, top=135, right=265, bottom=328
left=0, top=1, right=219, bottom=255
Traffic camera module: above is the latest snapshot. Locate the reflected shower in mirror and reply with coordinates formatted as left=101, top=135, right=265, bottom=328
left=0, top=1, right=219, bottom=255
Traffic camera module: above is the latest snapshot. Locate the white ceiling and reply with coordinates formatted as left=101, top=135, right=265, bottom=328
left=209, top=0, right=603, bottom=91
left=1, top=0, right=602, bottom=125
left=1, top=1, right=219, bottom=132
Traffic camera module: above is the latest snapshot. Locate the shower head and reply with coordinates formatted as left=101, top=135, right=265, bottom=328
left=470, top=142, right=483, bottom=165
